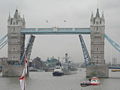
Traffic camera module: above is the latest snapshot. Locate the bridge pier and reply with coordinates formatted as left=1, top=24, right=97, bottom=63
left=2, top=65, right=24, bottom=77
left=86, top=64, right=109, bottom=78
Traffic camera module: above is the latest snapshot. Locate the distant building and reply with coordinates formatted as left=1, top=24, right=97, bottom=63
left=31, top=57, right=46, bottom=70
left=45, top=57, right=59, bottom=67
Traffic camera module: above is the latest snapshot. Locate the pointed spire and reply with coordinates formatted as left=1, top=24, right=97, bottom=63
left=22, top=14, right=26, bottom=26
left=23, top=15, right=25, bottom=22
left=14, top=9, right=19, bottom=18
left=23, top=15, right=24, bottom=19
left=8, top=12, right=11, bottom=19
left=101, top=11, right=105, bottom=24
left=96, top=8, right=100, bottom=17
left=90, top=12, right=94, bottom=23
left=102, top=11, right=104, bottom=19
left=91, top=12, right=93, bottom=19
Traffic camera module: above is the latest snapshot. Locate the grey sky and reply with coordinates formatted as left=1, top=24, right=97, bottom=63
left=0, top=0, right=120, bottom=63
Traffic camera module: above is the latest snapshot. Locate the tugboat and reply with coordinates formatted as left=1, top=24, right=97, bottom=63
left=52, top=64, right=64, bottom=76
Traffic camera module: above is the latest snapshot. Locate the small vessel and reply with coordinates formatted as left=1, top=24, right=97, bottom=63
left=90, top=77, right=100, bottom=85
left=80, top=77, right=100, bottom=87
left=80, top=81, right=91, bottom=87
left=52, top=65, right=64, bottom=76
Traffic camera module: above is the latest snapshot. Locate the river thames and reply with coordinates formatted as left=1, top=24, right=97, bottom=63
left=0, top=68, right=120, bottom=90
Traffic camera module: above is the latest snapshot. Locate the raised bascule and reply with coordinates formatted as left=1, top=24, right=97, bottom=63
left=1, top=9, right=110, bottom=77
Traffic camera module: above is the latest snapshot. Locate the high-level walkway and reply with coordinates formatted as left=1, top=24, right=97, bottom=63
left=21, top=28, right=91, bottom=34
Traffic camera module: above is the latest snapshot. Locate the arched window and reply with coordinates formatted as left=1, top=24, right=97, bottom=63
left=96, top=21, right=98, bottom=24
left=96, top=26, right=98, bottom=31
left=97, top=48, right=98, bottom=51
left=13, top=22, right=15, bottom=25
left=13, top=27, right=15, bottom=31
left=16, top=21, right=18, bottom=24
left=13, top=48, right=15, bottom=51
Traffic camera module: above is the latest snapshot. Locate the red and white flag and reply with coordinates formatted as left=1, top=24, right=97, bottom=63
left=19, top=71, right=26, bottom=90
left=19, top=56, right=28, bottom=90
left=24, top=57, right=28, bottom=74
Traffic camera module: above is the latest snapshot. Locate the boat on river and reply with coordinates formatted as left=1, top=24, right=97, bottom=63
left=52, top=65, right=64, bottom=76
left=90, top=77, right=100, bottom=85
left=52, top=53, right=77, bottom=76
left=62, top=53, right=77, bottom=75
left=62, top=62, right=77, bottom=75
left=80, top=77, right=100, bottom=87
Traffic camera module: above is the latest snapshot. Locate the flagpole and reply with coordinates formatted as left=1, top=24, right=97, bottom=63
left=19, top=50, right=28, bottom=90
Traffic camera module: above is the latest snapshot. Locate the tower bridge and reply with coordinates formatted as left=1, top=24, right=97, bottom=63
left=1, top=9, right=109, bottom=77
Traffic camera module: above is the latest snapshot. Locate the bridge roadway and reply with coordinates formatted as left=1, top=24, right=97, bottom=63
left=21, top=28, right=91, bottom=34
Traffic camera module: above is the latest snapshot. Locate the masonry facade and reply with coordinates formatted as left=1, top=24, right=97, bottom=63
left=8, top=9, right=25, bottom=63
left=90, top=9, right=105, bottom=64
left=2, top=10, right=25, bottom=76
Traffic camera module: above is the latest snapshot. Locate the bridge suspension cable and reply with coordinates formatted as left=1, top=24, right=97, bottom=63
left=0, top=34, right=7, bottom=43
left=0, top=34, right=8, bottom=50
left=105, top=34, right=120, bottom=52
left=0, top=40, right=8, bottom=49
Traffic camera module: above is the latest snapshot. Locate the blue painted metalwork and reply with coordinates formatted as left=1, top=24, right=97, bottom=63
left=0, top=34, right=8, bottom=50
left=21, top=28, right=91, bottom=34
left=79, top=35, right=91, bottom=66
left=0, top=34, right=7, bottom=44
left=105, top=34, right=120, bottom=52
left=20, top=35, right=35, bottom=64
left=0, top=40, right=8, bottom=49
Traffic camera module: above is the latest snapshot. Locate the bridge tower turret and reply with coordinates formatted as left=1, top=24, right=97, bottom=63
left=2, top=9, right=25, bottom=76
left=86, top=9, right=108, bottom=78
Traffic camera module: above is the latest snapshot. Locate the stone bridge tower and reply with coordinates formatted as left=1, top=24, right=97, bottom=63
left=90, top=8, right=105, bottom=64
left=86, top=9, right=109, bottom=78
left=2, top=10, right=25, bottom=76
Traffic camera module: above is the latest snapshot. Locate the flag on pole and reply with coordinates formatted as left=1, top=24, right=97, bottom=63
left=19, top=56, right=28, bottom=90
